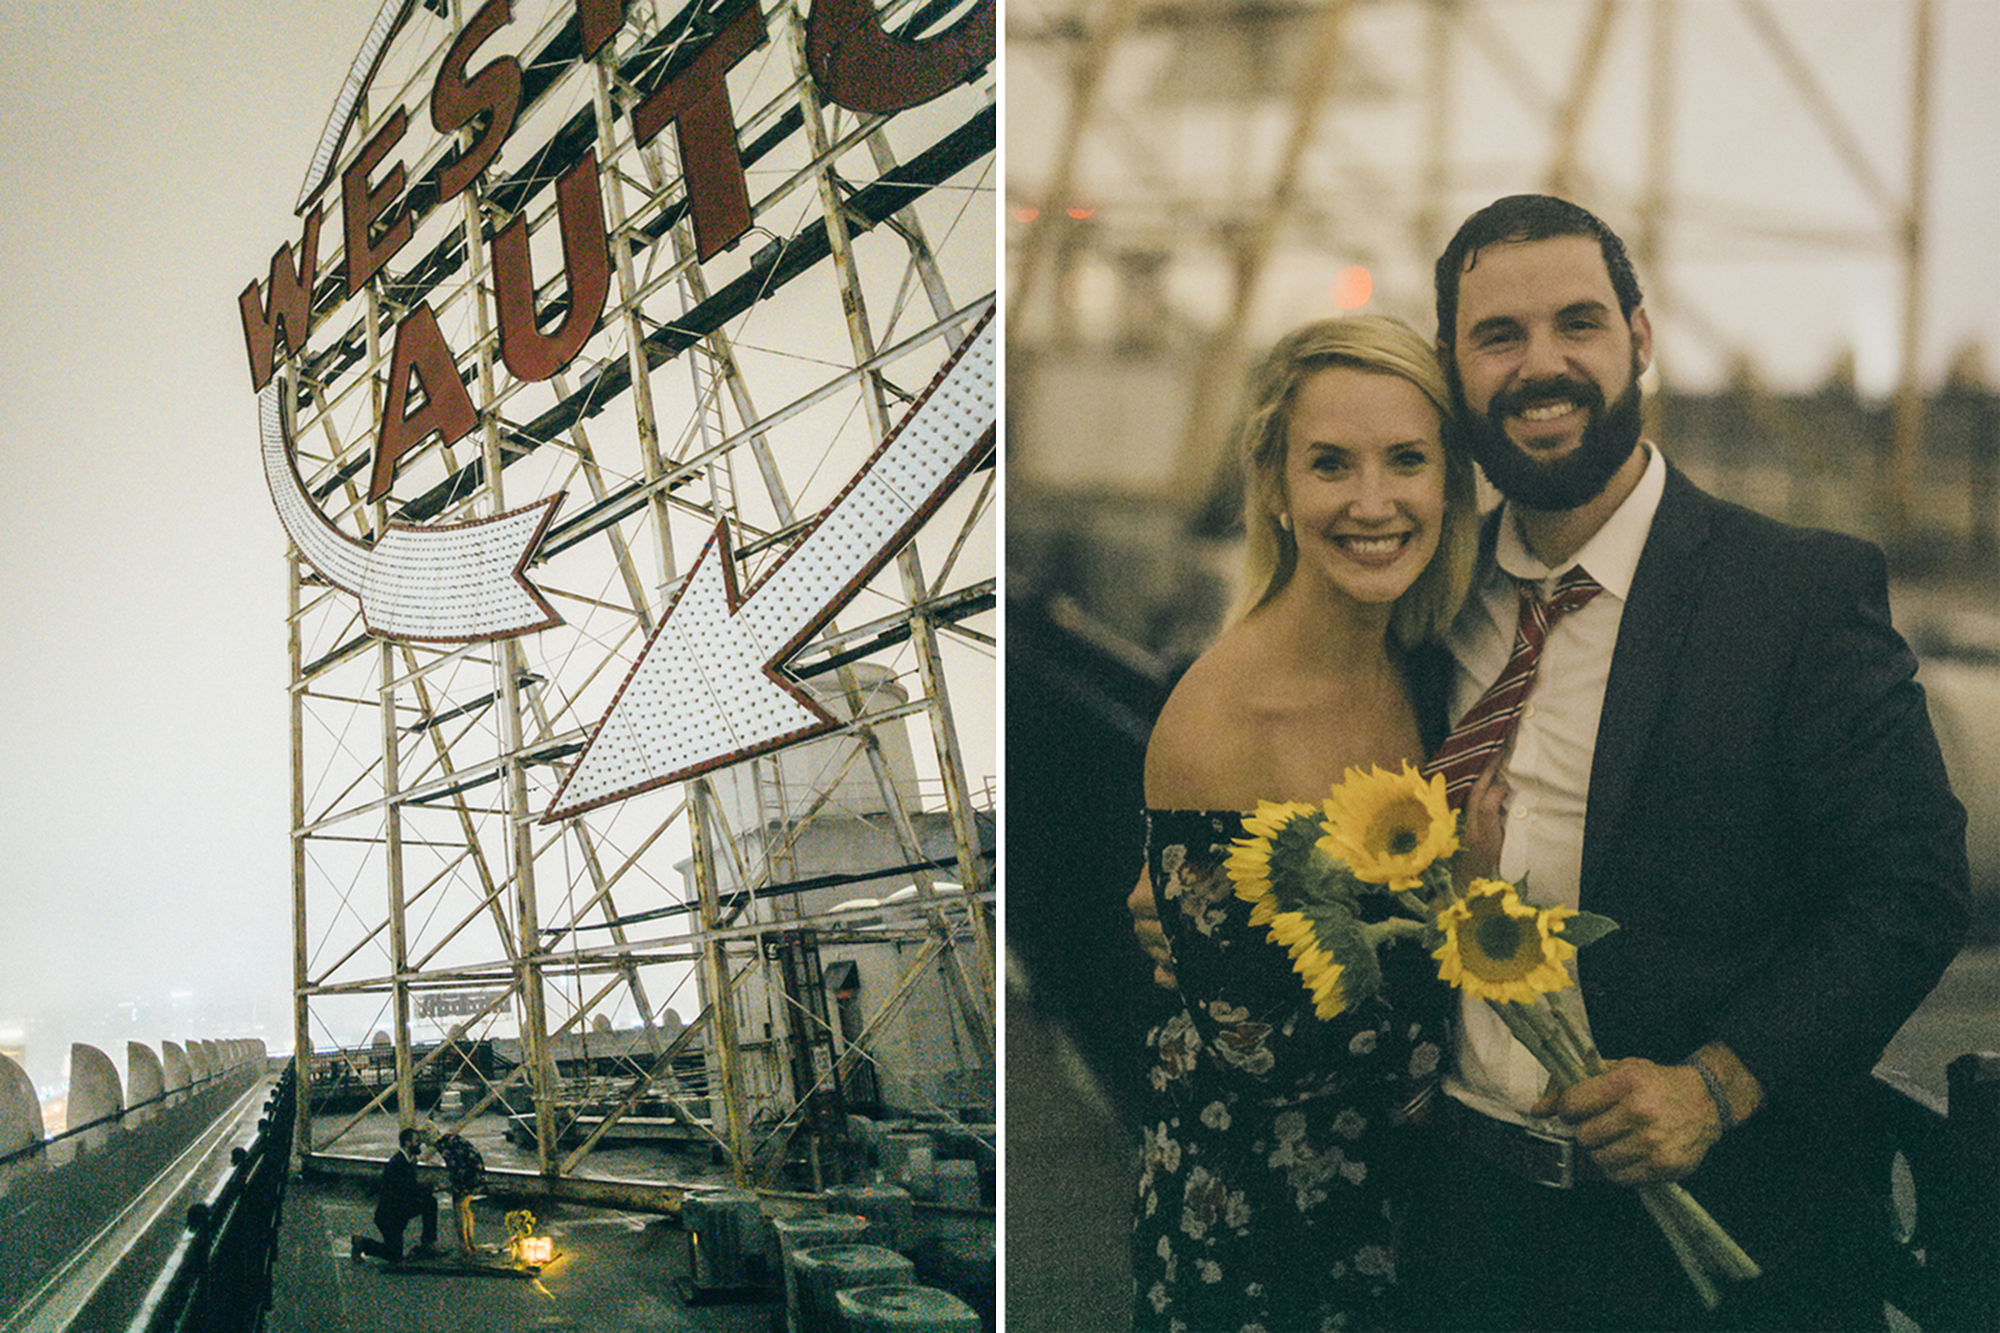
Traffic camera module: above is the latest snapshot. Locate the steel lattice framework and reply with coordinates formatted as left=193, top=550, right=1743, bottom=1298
left=1006, top=0, right=1950, bottom=534
left=270, top=0, right=995, bottom=1187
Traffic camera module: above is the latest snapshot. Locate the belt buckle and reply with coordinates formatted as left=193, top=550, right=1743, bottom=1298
left=1524, top=1124, right=1575, bottom=1189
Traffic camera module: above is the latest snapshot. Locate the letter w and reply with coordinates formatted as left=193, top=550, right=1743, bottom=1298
left=239, top=207, right=323, bottom=391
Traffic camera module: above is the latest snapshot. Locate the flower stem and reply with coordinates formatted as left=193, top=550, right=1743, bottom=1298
left=1658, top=1182, right=1763, bottom=1280
left=1489, top=1003, right=1584, bottom=1088
left=1363, top=917, right=1430, bottom=944
left=1639, top=1185, right=1723, bottom=1310
left=1544, top=994, right=1607, bottom=1077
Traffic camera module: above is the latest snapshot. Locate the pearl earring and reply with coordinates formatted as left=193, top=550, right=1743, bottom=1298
left=1277, top=511, right=1292, bottom=533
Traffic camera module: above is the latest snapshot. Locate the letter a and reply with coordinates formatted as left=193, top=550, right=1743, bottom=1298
left=494, top=150, right=611, bottom=383
left=370, top=304, right=479, bottom=502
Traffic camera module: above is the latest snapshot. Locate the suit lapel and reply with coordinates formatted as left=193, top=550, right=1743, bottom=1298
left=1580, top=463, right=1714, bottom=909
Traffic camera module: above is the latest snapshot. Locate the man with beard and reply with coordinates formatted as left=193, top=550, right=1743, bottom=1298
left=1402, top=194, right=1969, bottom=1331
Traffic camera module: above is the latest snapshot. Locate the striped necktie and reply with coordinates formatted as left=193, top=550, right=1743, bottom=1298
left=1424, top=568, right=1604, bottom=810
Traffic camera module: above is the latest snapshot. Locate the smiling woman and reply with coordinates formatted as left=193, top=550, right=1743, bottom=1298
left=1237, top=317, right=1479, bottom=649
left=1127, top=316, right=1479, bottom=1333
left=1283, top=367, right=1450, bottom=610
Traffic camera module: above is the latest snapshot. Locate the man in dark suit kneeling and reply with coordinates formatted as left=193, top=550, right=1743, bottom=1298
left=352, top=1126, right=440, bottom=1264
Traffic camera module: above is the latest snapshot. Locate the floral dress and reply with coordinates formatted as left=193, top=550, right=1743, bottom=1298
left=1133, top=810, right=1447, bottom=1333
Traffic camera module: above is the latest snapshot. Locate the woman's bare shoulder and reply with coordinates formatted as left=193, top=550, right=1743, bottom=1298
left=1144, top=631, right=1269, bottom=810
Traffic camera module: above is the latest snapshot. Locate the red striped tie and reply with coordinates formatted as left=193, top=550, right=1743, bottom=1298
left=1424, top=568, right=1604, bottom=810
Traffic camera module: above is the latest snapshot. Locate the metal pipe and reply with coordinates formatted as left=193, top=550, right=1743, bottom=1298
left=1890, top=0, right=1935, bottom=543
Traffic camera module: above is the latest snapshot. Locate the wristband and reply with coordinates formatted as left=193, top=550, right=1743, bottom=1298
left=1688, top=1055, right=1736, bottom=1133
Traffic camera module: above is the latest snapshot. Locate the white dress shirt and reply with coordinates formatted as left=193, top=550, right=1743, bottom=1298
left=1442, top=443, right=1668, bottom=1123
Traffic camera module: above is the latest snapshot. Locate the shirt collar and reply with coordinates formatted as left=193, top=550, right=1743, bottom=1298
left=1492, top=441, right=1667, bottom=601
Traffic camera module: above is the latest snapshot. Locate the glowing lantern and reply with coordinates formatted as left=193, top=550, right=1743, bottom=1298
left=505, top=1208, right=553, bottom=1267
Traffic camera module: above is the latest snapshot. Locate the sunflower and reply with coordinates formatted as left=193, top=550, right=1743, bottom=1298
left=1227, top=800, right=1322, bottom=926
left=1431, top=879, right=1578, bottom=1004
left=1319, top=762, right=1459, bottom=890
left=1267, top=911, right=1348, bottom=1019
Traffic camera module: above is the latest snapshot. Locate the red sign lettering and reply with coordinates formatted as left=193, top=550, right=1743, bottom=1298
left=806, top=0, right=996, bottom=115
left=246, top=1, right=994, bottom=499
left=371, top=303, right=480, bottom=502
left=432, top=0, right=523, bottom=205
left=630, top=0, right=767, bottom=261
left=495, top=149, right=612, bottom=383
left=239, top=207, right=322, bottom=392
left=342, top=107, right=413, bottom=297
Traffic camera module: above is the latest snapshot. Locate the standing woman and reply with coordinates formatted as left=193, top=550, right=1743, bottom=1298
left=1131, top=316, right=1478, bottom=1332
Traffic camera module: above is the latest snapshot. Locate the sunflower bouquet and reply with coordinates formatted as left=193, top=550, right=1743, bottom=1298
left=1227, top=762, right=1760, bottom=1308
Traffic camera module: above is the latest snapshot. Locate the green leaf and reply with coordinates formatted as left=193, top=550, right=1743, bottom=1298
left=1264, top=809, right=1335, bottom=911
left=1299, top=899, right=1384, bottom=1008
left=1558, top=911, right=1620, bottom=950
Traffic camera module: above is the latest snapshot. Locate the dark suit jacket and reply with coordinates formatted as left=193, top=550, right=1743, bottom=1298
left=1518, top=463, right=1969, bottom=1300
left=374, top=1148, right=431, bottom=1228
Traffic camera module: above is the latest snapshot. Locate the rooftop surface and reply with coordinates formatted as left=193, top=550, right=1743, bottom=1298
left=266, top=1111, right=993, bottom=1332
left=268, top=1172, right=776, bottom=1333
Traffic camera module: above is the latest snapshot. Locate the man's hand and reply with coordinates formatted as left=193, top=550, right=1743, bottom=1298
left=1534, top=1058, right=1723, bottom=1185
left=1457, top=761, right=1509, bottom=880
left=1127, top=870, right=1176, bottom=989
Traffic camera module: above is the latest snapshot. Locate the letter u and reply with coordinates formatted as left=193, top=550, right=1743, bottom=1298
left=493, top=149, right=611, bottom=383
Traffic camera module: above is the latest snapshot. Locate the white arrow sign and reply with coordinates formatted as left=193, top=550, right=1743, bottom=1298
left=295, top=0, right=415, bottom=214
left=260, top=382, right=564, bottom=642
left=542, top=308, right=995, bottom=822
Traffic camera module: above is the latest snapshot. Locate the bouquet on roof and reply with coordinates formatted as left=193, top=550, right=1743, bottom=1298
left=1228, top=762, right=1760, bottom=1308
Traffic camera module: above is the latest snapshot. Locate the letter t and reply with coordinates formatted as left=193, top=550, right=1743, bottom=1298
left=629, top=0, right=766, bottom=261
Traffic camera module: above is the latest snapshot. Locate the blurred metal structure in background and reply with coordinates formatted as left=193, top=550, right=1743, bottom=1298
left=281, top=0, right=995, bottom=1192
left=1006, top=0, right=1993, bottom=556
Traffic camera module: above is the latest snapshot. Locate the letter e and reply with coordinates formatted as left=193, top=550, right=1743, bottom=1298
left=344, top=107, right=413, bottom=296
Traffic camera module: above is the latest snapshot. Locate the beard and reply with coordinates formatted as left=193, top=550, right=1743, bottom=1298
left=1457, top=353, right=1644, bottom=512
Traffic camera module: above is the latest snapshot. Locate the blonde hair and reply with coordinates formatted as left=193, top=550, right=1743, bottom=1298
left=1236, top=314, right=1477, bottom=649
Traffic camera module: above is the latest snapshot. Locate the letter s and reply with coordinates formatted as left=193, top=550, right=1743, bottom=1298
left=433, top=0, right=522, bottom=204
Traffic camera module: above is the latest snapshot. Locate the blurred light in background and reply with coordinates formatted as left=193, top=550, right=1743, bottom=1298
left=1332, top=266, right=1374, bottom=310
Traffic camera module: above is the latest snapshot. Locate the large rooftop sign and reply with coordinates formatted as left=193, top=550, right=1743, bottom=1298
left=543, top=308, right=991, bottom=819
left=240, top=0, right=994, bottom=815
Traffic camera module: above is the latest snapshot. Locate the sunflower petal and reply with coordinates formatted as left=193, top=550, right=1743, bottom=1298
left=1321, top=762, right=1460, bottom=890
left=1431, top=879, right=1576, bottom=1004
